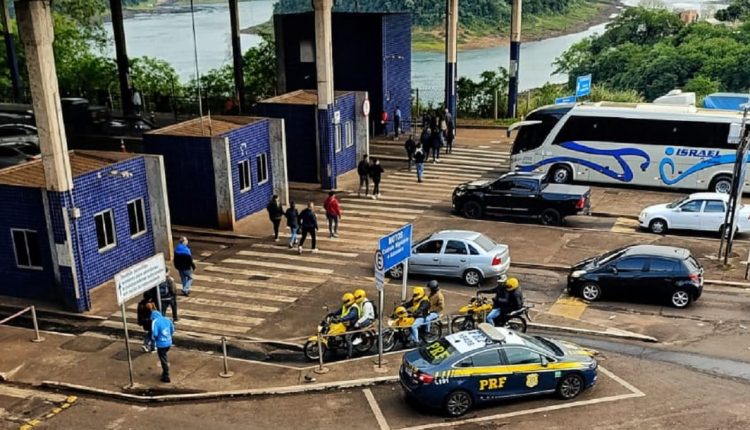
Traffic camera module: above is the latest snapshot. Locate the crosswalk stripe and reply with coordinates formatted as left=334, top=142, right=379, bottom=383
left=0, top=385, right=68, bottom=403
left=183, top=296, right=280, bottom=313
left=381, top=181, right=458, bottom=191
left=193, top=273, right=315, bottom=293
left=340, top=197, right=431, bottom=208
left=189, top=284, right=298, bottom=303
left=120, top=311, right=254, bottom=334
left=176, top=308, right=265, bottom=326
left=318, top=230, right=386, bottom=240
left=100, top=319, right=247, bottom=339
left=451, top=147, right=507, bottom=155
left=236, top=250, right=351, bottom=265
left=388, top=172, right=472, bottom=185
left=371, top=188, right=450, bottom=199
left=222, top=258, right=335, bottom=275
left=203, top=265, right=327, bottom=284
left=366, top=194, right=442, bottom=204
left=302, top=215, right=406, bottom=227
left=335, top=203, right=424, bottom=214
left=250, top=243, right=359, bottom=258
left=316, top=209, right=414, bottom=221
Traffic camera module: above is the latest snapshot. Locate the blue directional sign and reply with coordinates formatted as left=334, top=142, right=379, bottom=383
left=576, top=74, right=592, bottom=97
left=555, top=95, right=577, bottom=105
left=379, top=224, right=412, bottom=271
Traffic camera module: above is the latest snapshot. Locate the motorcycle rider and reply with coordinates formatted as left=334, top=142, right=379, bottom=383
left=353, top=289, right=375, bottom=329
left=477, top=277, right=524, bottom=326
left=424, top=280, right=445, bottom=332
left=326, top=292, right=360, bottom=358
left=403, top=286, right=431, bottom=344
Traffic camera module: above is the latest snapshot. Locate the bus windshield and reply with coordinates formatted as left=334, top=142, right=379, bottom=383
left=511, top=106, right=571, bottom=155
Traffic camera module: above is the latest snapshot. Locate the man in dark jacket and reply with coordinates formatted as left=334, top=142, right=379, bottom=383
left=266, top=195, right=284, bottom=242
left=298, top=202, right=319, bottom=254
left=138, top=297, right=156, bottom=352
left=174, top=237, right=196, bottom=297
left=414, top=143, right=426, bottom=183
left=284, top=201, right=300, bottom=248
left=369, top=158, right=384, bottom=199
left=357, top=155, right=370, bottom=198
left=153, top=268, right=178, bottom=321
left=403, top=286, right=431, bottom=344
left=405, top=135, right=416, bottom=171
left=478, top=277, right=523, bottom=325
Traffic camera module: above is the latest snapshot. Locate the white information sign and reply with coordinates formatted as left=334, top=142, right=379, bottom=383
left=445, top=331, right=489, bottom=354
left=374, top=251, right=385, bottom=291
left=115, top=253, right=166, bottom=305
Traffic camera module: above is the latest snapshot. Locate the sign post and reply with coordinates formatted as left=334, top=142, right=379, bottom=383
left=575, top=74, right=592, bottom=98
left=114, top=253, right=167, bottom=388
left=375, top=224, right=412, bottom=369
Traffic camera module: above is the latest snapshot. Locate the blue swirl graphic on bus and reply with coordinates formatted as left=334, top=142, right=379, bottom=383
left=659, top=147, right=750, bottom=185
left=517, top=141, right=650, bottom=182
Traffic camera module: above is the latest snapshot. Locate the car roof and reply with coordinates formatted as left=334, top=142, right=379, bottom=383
left=688, top=192, right=729, bottom=201
left=623, top=245, right=690, bottom=259
left=499, top=171, right=545, bottom=181
left=430, top=230, right=482, bottom=241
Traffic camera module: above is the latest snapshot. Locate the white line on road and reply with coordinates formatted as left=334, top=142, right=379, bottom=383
left=236, top=250, right=351, bottom=265
left=363, top=388, right=391, bottom=430
left=221, top=258, right=335, bottom=275
left=598, top=366, right=646, bottom=396
left=251, top=243, right=360, bottom=258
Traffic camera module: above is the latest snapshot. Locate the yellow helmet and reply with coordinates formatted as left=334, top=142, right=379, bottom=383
left=342, top=292, right=355, bottom=307
left=506, top=278, right=519, bottom=291
left=395, top=306, right=408, bottom=317
left=354, top=289, right=366, bottom=303
left=412, top=286, right=426, bottom=301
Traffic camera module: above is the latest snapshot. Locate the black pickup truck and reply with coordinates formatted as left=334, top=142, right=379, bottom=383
left=452, top=172, right=592, bottom=226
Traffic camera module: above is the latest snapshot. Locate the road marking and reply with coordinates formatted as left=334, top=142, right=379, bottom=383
left=175, top=307, right=266, bottom=326
left=204, top=264, right=329, bottom=282
left=396, top=365, right=644, bottom=430
left=341, top=197, right=435, bottom=208
left=363, top=388, right=391, bottom=430
left=189, top=285, right=298, bottom=303
left=335, top=203, right=424, bottom=214
left=315, top=208, right=415, bottom=221
left=0, top=385, right=68, bottom=403
left=121, top=311, right=256, bottom=334
left=182, top=297, right=279, bottom=313
left=611, top=217, right=640, bottom=233
left=222, top=258, right=335, bottom=274
left=236, top=250, right=352, bottom=265
left=363, top=193, right=442, bottom=204
left=547, top=294, right=588, bottom=320
left=192, top=273, right=315, bottom=294
left=250, top=243, right=360, bottom=258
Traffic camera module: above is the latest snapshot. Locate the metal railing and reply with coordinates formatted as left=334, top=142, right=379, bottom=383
left=0, top=305, right=45, bottom=343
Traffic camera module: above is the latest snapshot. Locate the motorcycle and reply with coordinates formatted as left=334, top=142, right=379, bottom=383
left=303, top=313, right=375, bottom=361
left=381, top=306, right=442, bottom=352
left=450, top=296, right=533, bottom=333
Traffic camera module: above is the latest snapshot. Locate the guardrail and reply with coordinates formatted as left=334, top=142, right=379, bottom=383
left=0, top=305, right=45, bottom=343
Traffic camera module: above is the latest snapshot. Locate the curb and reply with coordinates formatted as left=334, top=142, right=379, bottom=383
left=529, top=322, right=658, bottom=343
left=591, top=211, right=638, bottom=220
left=41, top=376, right=399, bottom=403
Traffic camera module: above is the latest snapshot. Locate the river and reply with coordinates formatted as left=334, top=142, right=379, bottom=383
left=103, top=0, right=725, bottom=99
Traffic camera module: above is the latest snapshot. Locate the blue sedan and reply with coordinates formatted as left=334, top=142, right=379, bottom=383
left=399, top=324, right=598, bottom=416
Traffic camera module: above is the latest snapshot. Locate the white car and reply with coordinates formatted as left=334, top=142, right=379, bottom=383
left=639, top=193, right=750, bottom=235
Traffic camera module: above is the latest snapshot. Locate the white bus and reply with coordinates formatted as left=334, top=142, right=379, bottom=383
left=508, top=102, right=746, bottom=193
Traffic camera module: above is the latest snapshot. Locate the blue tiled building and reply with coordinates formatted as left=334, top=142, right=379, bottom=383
left=143, top=116, right=289, bottom=230
left=0, top=151, right=172, bottom=312
left=274, top=12, right=412, bottom=136
left=255, top=90, right=367, bottom=189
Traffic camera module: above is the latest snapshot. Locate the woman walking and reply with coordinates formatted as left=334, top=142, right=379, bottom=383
left=284, top=201, right=300, bottom=248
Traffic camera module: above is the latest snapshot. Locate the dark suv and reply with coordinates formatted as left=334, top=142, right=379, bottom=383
left=567, top=245, right=703, bottom=308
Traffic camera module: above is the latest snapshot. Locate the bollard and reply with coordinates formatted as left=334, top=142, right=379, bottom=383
left=30, top=306, right=44, bottom=343
left=313, top=333, right=329, bottom=374
left=218, top=337, right=234, bottom=378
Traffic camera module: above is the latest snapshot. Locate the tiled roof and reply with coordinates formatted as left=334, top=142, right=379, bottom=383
left=146, top=115, right=263, bottom=137
left=261, top=89, right=353, bottom=105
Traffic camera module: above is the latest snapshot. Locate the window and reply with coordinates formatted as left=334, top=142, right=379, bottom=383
left=94, top=209, right=116, bottom=251
left=680, top=200, right=703, bottom=213
left=615, top=257, right=647, bottom=272
left=238, top=159, right=251, bottom=192
left=256, top=153, right=269, bottom=185
left=511, top=179, right=537, bottom=192
left=416, top=240, right=443, bottom=254
left=334, top=124, right=342, bottom=153
left=444, top=240, right=467, bottom=255
left=299, top=40, right=314, bottom=63
left=127, top=198, right=147, bottom=237
left=511, top=110, right=565, bottom=155
left=345, top=121, right=354, bottom=148
left=491, top=180, right=512, bottom=191
left=649, top=258, right=676, bottom=273
left=458, top=349, right=503, bottom=367
left=503, top=347, right=542, bottom=365
left=468, top=244, right=480, bottom=255
left=703, top=200, right=725, bottom=213
left=11, top=229, right=42, bottom=269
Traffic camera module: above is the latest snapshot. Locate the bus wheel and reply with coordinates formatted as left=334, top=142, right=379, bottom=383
left=710, top=175, right=732, bottom=194
left=549, top=165, right=573, bottom=184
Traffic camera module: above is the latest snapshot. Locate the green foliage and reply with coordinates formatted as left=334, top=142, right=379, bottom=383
left=130, top=57, right=181, bottom=95
left=715, top=0, right=750, bottom=21
left=457, top=67, right=508, bottom=118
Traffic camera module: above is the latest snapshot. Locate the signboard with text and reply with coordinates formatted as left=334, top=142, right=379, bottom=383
left=115, top=253, right=166, bottom=305
left=378, top=224, right=412, bottom=271
left=555, top=95, right=577, bottom=105
left=576, top=74, right=592, bottom=98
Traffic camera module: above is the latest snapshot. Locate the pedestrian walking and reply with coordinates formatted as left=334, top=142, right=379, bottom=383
left=151, top=309, right=175, bottom=383
left=394, top=106, right=402, bottom=139
left=132, top=88, right=143, bottom=116
left=323, top=191, right=342, bottom=238
left=266, top=194, right=284, bottom=242
left=284, top=201, right=300, bottom=248
left=414, top=143, right=426, bottom=183
left=357, top=155, right=371, bottom=197
left=370, top=158, right=384, bottom=198
left=174, top=237, right=195, bottom=297
left=430, top=126, right=442, bottom=163
left=137, top=297, right=156, bottom=353
left=154, top=268, right=178, bottom=321
left=380, top=109, right=389, bottom=136
left=445, top=108, right=455, bottom=154
left=298, top=202, right=319, bottom=254
left=405, top=134, right=416, bottom=171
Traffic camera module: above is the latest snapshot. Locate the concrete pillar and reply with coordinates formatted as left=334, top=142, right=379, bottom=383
left=354, top=91, right=370, bottom=158
left=507, top=0, right=522, bottom=118
left=15, top=0, right=73, bottom=192
left=109, top=0, right=134, bottom=117
left=313, top=0, right=335, bottom=189
left=267, top=118, right=289, bottom=207
left=211, top=136, right=236, bottom=230
left=1, top=0, right=22, bottom=101
left=229, top=0, right=246, bottom=112
left=143, top=155, right=173, bottom=261
left=273, top=14, right=287, bottom=95
left=445, top=0, right=458, bottom=121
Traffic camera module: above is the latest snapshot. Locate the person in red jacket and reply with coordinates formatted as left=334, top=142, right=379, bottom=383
left=323, top=191, right=342, bottom=238
left=380, top=110, right=389, bottom=136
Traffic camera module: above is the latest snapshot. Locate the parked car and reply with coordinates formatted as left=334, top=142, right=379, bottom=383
left=388, top=230, right=510, bottom=287
left=567, top=245, right=704, bottom=308
left=0, top=124, right=38, bottom=145
left=452, top=172, right=591, bottom=226
left=0, top=142, right=41, bottom=169
left=639, top=192, right=750, bottom=236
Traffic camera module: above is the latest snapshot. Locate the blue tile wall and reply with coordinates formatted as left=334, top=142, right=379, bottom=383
left=255, top=103, right=318, bottom=183
left=0, top=185, right=57, bottom=301
left=382, top=13, right=412, bottom=135
left=317, top=106, right=336, bottom=190
left=46, top=190, right=88, bottom=311
left=222, top=119, right=275, bottom=220
left=142, top=134, right=219, bottom=228
left=333, top=93, right=357, bottom=176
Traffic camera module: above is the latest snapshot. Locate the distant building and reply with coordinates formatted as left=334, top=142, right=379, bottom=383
left=0, top=151, right=171, bottom=312
left=273, top=11, right=412, bottom=137
left=143, top=116, right=289, bottom=230
left=255, top=90, right=368, bottom=189
left=679, top=9, right=700, bottom=23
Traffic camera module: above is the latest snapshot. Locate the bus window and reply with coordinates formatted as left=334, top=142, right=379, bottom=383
left=511, top=114, right=561, bottom=155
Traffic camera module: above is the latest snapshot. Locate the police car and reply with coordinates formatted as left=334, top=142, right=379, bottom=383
left=399, top=324, right=598, bottom=416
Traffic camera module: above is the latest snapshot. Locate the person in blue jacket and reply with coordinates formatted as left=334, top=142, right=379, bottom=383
left=151, top=310, right=175, bottom=383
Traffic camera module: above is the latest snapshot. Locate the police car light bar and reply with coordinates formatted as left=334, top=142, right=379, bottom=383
left=478, top=323, right=507, bottom=343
